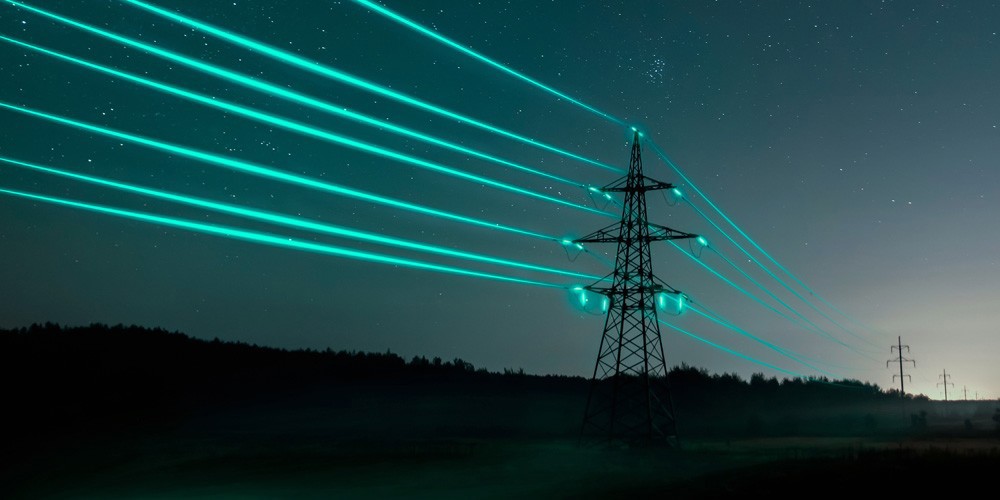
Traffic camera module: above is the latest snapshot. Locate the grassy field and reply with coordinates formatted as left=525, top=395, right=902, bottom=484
left=7, top=431, right=1000, bottom=498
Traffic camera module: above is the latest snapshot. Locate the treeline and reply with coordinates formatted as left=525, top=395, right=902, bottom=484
left=0, top=323, right=935, bottom=444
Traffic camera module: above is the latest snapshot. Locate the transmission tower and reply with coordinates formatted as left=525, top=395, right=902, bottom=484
left=886, top=336, right=915, bottom=398
left=574, top=130, right=695, bottom=447
left=937, top=369, right=954, bottom=401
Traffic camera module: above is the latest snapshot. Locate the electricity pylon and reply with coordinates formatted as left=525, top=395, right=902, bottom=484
left=937, top=369, right=954, bottom=401
left=574, top=130, right=695, bottom=447
left=886, top=336, right=915, bottom=397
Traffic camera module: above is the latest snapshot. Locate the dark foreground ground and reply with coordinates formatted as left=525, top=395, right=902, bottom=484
left=3, top=324, right=998, bottom=497
left=7, top=432, right=1000, bottom=498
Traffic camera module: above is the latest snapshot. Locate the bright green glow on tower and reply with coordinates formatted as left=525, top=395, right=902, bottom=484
left=696, top=236, right=708, bottom=247
left=0, top=34, right=585, bottom=191
left=101, top=0, right=620, bottom=172
left=0, top=187, right=567, bottom=290
left=655, top=291, right=685, bottom=315
left=0, top=101, right=562, bottom=243
left=0, top=156, right=602, bottom=282
left=347, top=0, right=625, bottom=126
left=0, top=36, right=612, bottom=220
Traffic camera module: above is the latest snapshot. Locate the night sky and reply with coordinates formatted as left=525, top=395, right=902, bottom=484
left=1, top=1, right=998, bottom=400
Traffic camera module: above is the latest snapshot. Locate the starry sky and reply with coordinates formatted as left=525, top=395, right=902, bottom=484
left=1, top=1, right=998, bottom=400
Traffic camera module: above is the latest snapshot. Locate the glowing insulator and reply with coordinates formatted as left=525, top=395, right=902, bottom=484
left=570, top=287, right=610, bottom=315
left=656, top=291, right=685, bottom=315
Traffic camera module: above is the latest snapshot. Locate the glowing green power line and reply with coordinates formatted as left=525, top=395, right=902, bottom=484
left=648, top=139, right=879, bottom=343
left=349, top=0, right=625, bottom=127
left=684, top=302, right=841, bottom=378
left=667, top=240, right=827, bottom=339
left=0, top=187, right=569, bottom=289
left=1, top=180, right=837, bottom=380
left=0, top=100, right=563, bottom=242
left=0, top=36, right=609, bottom=220
left=0, top=34, right=586, bottom=193
left=673, top=185, right=878, bottom=350
left=704, top=243, right=869, bottom=354
left=105, top=0, right=620, bottom=173
left=0, top=156, right=602, bottom=282
left=658, top=318, right=805, bottom=379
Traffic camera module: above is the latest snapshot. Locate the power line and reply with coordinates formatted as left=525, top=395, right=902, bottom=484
left=674, top=188, right=879, bottom=351
left=347, top=0, right=625, bottom=126
left=647, top=140, right=880, bottom=340
left=0, top=156, right=601, bottom=282
left=331, top=0, right=877, bottom=347
left=886, top=336, right=915, bottom=397
left=0, top=187, right=566, bottom=290
left=938, top=369, right=954, bottom=401
left=0, top=34, right=589, bottom=192
left=0, top=36, right=612, bottom=220
left=0, top=101, right=566, bottom=243
left=574, top=131, right=693, bottom=447
left=98, top=0, right=620, bottom=172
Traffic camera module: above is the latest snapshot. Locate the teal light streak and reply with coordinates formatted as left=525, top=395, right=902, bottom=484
left=675, top=184, right=878, bottom=349
left=685, top=302, right=841, bottom=378
left=0, top=101, right=559, bottom=242
left=706, top=243, right=865, bottom=353
left=667, top=240, right=822, bottom=335
left=349, top=0, right=625, bottom=126
left=0, top=187, right=566, bottom=290
left=0, top=34, right=584, bottom=192
left=658, top=319, right=805, bottom=379
left=110, top=0, right=620, bottom=173
left=0, top=156, right=601, bottom=282
left=0, top=36, right=609, bottom=219
left=649, top=138, right=879, bottom=341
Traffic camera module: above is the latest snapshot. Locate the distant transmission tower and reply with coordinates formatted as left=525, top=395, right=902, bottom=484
left=574, top=130, right=695, bottom=447
left=886, top=336, right=915, bottom=398
left=937, top=369, right=954, bottom=401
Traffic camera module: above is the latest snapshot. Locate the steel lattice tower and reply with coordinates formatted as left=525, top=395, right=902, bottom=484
left=574, top=131, right=694, bottom=447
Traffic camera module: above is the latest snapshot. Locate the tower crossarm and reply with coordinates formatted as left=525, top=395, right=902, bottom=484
left=574, top=222, right=696, bottom=244
left=600, top=174, right=675, bottom=193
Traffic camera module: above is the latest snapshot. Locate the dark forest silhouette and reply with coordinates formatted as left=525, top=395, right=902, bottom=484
left=3, top=323, right=998, bottom=498
left=1, top=323, right=955, bottom=443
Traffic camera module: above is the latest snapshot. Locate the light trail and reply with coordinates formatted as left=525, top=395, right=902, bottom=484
left=666, top=240, right=842, bottom=345
left=0, top=34, right=588, bottom=192
left=0, top=36, right=611, bottom=219
left=3, top=181, right=827, bottom=380
left=658, top=318, right=806, bottom=379
left=704, top=242, right=858, bottom=349
left=649, top=139, right=880, bottom=341
left=684, top=303, right=843, bottom=378
left=0, top=100, right=564, bottom=242
left=3, top=0, right=869, bottom=382
left=0, top=187, right=570, bottom=289
left=101, top=0, right=621, bottom=172
left=0, top=156, right=602, bottom=282
left=601, top=197, right=847, bottom=371
left=674, top=186, right=879, bottom=350
left=349, top=0, right=625, bottom=126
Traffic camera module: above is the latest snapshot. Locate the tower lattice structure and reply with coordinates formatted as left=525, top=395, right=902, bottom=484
left=574, top=131, right=694, bottom=447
